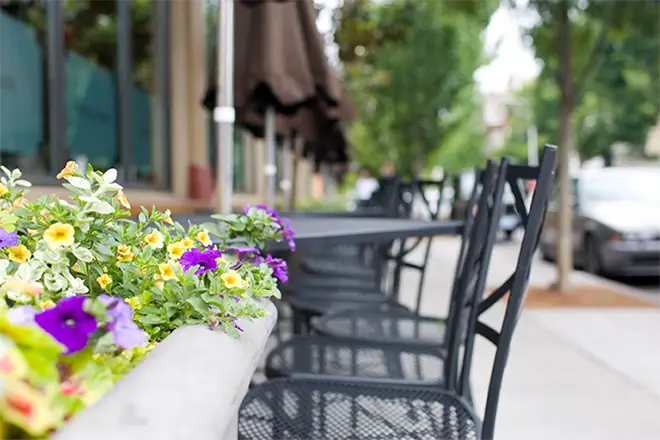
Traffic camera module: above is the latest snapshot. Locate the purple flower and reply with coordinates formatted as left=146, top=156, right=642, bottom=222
left=225, top=246, right=260, bottom=260
left=0, top=228, right=18, bottom=249
left=266, top=254, right=288, bottom=284
left=279, top=218, right=296, bottom=251
left=251, top=255, right=266, bottom=265
left=98, top=295, right=147, bottom=350
left=227, top=314, right=244, bottom=332
left=34, top=296, right=97, bottom=355
left=243, top=204, right=296, bottom=251
left=8, top=306, right=37, bottom=326
left=180, top=248, right=223, bottom=275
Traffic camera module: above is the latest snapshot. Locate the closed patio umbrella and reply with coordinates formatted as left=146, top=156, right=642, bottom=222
left=205, top=0, right=353, bottom=211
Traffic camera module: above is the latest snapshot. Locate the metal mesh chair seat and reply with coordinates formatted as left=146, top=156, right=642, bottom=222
left=238, top=377, right=480, bottom=440
left=286, top=293, right=407, bottom=316
left=314, top=307, right=447, bottom=346
left=266, top=335, right=446, bottom=384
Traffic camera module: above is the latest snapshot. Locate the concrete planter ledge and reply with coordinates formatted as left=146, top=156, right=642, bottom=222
left=54, top=300, right=277, bottom=440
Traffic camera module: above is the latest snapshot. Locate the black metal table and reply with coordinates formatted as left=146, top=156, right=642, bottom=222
left=174, top=214, right=463, bottom=251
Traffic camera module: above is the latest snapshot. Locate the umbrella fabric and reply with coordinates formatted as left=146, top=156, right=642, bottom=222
left=234, top=0, right=343, bottom=114
left=203, top=0, right=343, bottom=114
left=202, top=0, right=355, bottom=143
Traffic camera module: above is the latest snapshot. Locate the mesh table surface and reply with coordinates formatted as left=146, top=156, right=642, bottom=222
left=173, top=215, right=462, bottom=251
left=286, top=294, right=406, bottom=316
left=314, top=308, right=448, bottom=346
left=239, top=377, right=480, bottom=440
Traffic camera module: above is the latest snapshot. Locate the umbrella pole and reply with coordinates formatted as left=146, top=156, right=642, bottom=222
left=282, top=136, right=293, bottom=210
left=290, top=136, right=300, bottom=212
left=265, top=106, right=277, bottom=207
left=215, top=0, right=235, bottom=214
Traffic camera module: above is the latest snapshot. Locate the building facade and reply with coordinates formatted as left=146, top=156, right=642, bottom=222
left=0, top=0, right=315, bottom=214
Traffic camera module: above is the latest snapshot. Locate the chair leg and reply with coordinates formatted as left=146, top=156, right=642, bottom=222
left=292, top=309, right=305, bottom=335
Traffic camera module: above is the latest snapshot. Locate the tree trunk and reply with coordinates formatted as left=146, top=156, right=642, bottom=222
left=554, top=0, right=574, bottom=292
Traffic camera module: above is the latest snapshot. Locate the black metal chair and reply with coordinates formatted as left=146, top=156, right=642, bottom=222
left=283, top=178, right=455, bottom=334
left=311, top=151, right=550, bottom=348
left=237, top=146, right=557, bottom=440
left=287, top=178, right=407, bottom=289
left=262, top=160, right=505, bottom=385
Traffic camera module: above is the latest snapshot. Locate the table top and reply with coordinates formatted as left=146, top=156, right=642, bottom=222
left=174, top=214, right=463, bottom=251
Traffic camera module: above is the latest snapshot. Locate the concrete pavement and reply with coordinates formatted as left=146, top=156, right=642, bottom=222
left=399, top=237, right=660, bottom=440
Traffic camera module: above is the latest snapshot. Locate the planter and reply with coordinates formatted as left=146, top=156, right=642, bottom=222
left=53, top=300, right=277, bottom=440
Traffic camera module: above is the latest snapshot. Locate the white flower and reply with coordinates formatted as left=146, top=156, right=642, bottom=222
left=65, top=276, right=89, bottom=296
left=44, top=272, right=68, bottom=292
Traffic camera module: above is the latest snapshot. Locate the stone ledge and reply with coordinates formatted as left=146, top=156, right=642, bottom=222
left=53, top=301, right=277, bottom=440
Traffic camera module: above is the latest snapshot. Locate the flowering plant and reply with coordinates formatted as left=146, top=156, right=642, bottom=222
left=0, top=163, right=294, bottom=438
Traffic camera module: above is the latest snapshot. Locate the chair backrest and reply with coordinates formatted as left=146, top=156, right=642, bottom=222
left=441, top=158, right=509, bottom=387
left=456, top=145, right=557, bottom=439
left=386, top=177, right=457, bottom=307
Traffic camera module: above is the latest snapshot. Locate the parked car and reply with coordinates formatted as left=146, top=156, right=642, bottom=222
left=539, top=167, right=660, bottom=276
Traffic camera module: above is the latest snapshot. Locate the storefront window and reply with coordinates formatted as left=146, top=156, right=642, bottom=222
left=0, top=3, right=48, bottom=177
left=0, top=0, right=170, bottom=187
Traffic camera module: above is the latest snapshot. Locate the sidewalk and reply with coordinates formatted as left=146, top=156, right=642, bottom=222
left=400, top=237, right=660, bottom=440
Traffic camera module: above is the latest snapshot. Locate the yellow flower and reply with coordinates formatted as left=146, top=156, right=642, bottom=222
left=12, top=197, right=27, bottom=210
left=8, top=245, right=31, bottom=263
left=116, top=190, right=131, bottom=210
left=144, top=230, right=164, bottom=249
left=162, top=209, right=174, bottom=225
left=116, top=244, right=135, bottom=263
left=167, top=240, right=186, bottom=260
left=125, top=296, right=142, bottom=311
left=182, top=237, right=194, bottom=249
left=96, top=273, right=112, bottom=290
left=0, top=183, right=7, bottom=196
left=0, top=379, right=59, bottom=437
left=43, top=223, right=75, bottom=249
left=56, top=160, right=77, bottom=180
left=153, top=281, right=164, bottom=290
left=38, top=299, right=56, bottom=310
left=158, top=263, right=176, bottom=281
left=221, top=270, right=246, bottom=289
left=197, top=230, right=212, bottom=247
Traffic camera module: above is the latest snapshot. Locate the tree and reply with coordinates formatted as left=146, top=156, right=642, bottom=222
left=513, top=0, right=660, bottom=291
left=335, top=0, right=497, bottom=178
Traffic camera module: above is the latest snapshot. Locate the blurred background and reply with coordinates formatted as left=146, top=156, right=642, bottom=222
left=0, top=0, right=658, bottom=293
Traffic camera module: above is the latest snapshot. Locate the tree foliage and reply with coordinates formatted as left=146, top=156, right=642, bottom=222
left=515, top=6, right=659, bottom=161
left=335, top=0, right=497, bottom=178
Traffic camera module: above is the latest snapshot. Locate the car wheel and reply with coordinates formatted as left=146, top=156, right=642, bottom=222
left=584, top=236, right=603, bottom=275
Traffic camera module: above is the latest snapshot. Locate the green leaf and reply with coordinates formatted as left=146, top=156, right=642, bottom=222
left=68, top=176, right=92, bottom=190
left=186, top=297, right=209, bottom=316
left=138, top=315, right=164, bottom=325
left=89, top=201, right=115, bottom=215
left=103, top=169, right=118, bottom=183
left=72, top=246, right=94, bottom=262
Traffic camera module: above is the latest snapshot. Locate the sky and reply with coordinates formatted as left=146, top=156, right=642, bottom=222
left=475, top=4, right=541, bottom=94
left=316, top=0, right=541, bottom=95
